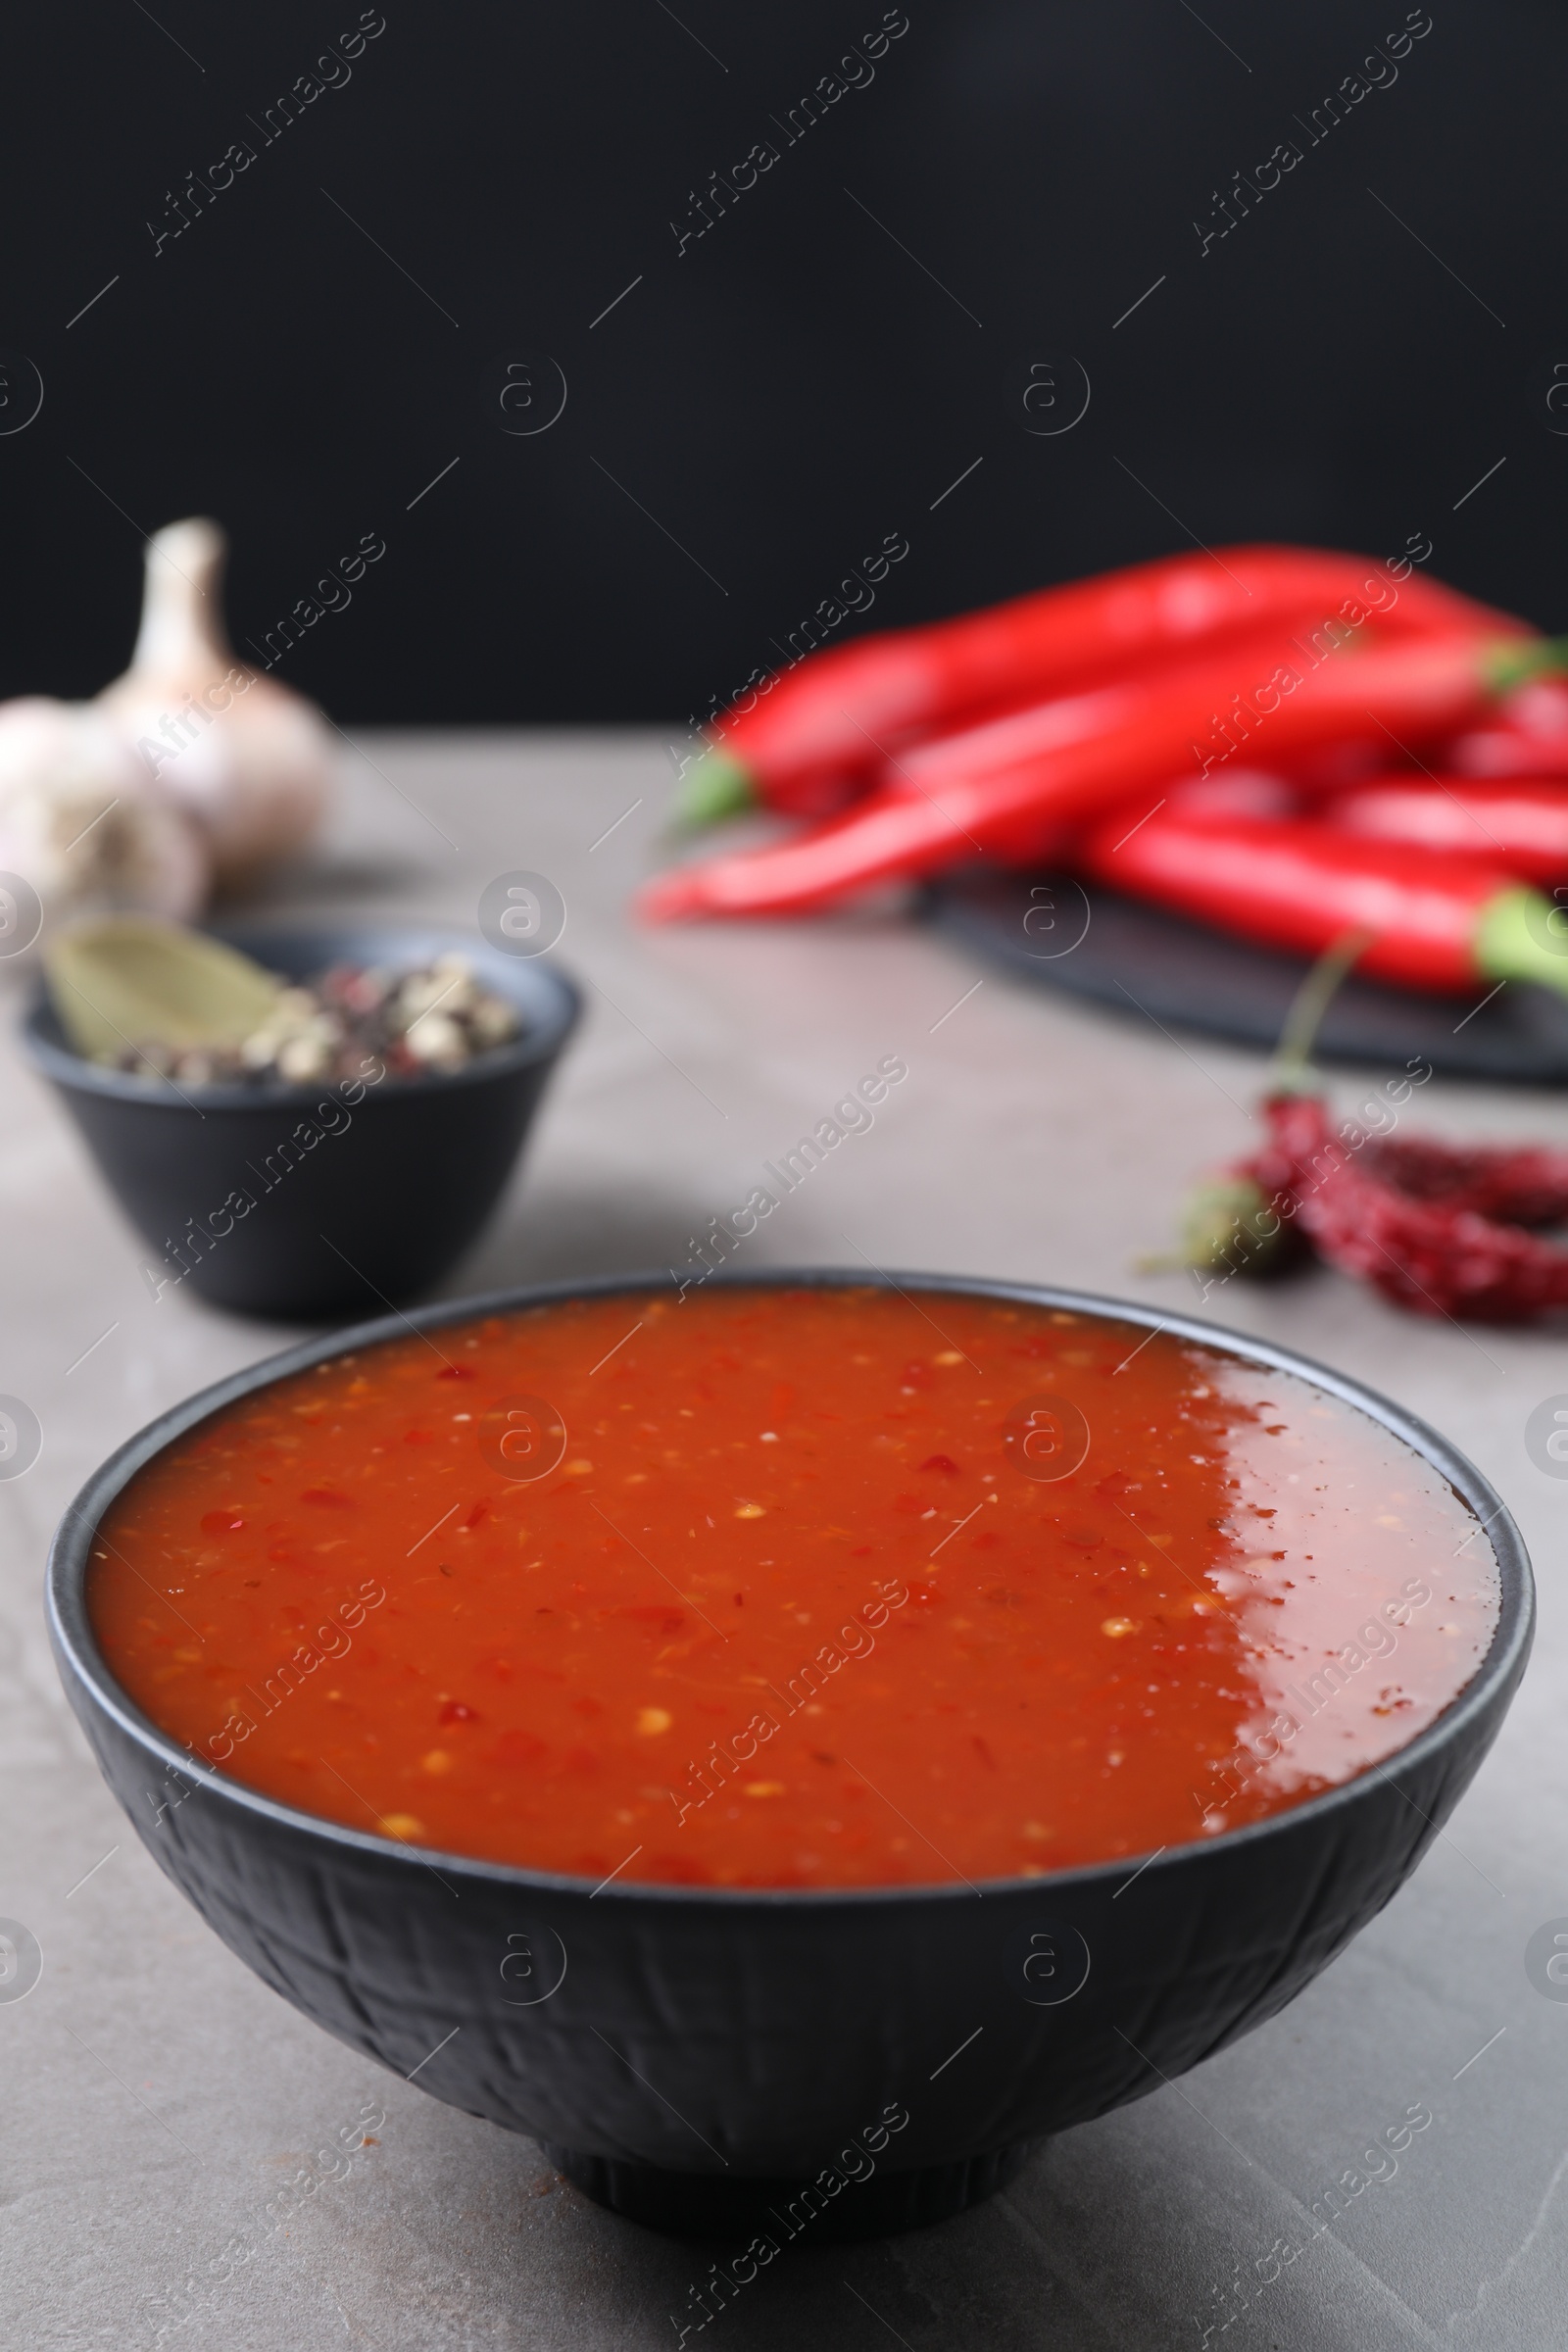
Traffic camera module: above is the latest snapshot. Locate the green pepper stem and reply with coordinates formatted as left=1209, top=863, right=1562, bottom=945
left=1271, top=928, right=1373, bottom=1092
left=1482, top=635, right=1568, bottom=696
left=672, top=753, right=756, bottom=829
left=1475, top=886, right=1568, bottom=995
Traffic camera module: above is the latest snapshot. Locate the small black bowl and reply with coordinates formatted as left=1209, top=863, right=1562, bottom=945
left=24, top=921, right=579, bottom=1320
left=46, top=1273, right=1533, bottom=2242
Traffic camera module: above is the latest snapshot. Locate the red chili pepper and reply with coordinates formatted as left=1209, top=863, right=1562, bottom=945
left=641, top=627, right=1559, bottom=922
left=676, top=547, right=1516, bottom=826
left=1245, top=1093, right=1568, bottom=1321
left=1325, top=776, right=1568, bottom=882
left=1164, top=769, right=1302, bottom=822
left=1075, top=800, right=1568, bottom=996
left=1446, top=679, right=1568, bottom=778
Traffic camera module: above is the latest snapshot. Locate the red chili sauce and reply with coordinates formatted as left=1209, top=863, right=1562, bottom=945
left=90, top=1288, right=1499, bottom=1889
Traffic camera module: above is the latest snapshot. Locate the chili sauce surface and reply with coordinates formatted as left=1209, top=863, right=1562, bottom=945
left=90, top=1288, right=1499, bottom=1889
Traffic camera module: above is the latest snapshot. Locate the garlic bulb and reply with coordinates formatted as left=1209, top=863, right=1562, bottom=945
left=0, top=697, right=209, bottom=936
left=96, top=518, right=334, bottom=884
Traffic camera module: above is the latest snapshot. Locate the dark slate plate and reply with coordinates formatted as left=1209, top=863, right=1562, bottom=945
left=924, top=869, right=1568, bottom=1081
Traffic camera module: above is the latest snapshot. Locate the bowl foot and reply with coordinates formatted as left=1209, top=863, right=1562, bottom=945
left=541, top=2139, right=1038, bottom=2241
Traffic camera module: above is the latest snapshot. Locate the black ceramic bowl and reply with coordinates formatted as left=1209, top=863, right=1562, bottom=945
left=24, top=922, right=579, bottom=1320
left=47, top=1273, right=1533, bottom=2243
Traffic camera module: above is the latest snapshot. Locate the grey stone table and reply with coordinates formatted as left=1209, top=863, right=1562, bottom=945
left=5, top=734, right=1566, bottom=2350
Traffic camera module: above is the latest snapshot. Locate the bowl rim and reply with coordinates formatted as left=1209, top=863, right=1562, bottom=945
left=46, top=1268, right=1535, bottom=1912
left=21, top=917, right=580, bottom=1110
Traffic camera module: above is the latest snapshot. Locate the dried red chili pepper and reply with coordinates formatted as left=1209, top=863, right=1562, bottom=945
left=1244, top=1094, right=1568, bottom=1321
left=1360, top=1134, right=1568, bottom=1225
left=1171, top=932, right=1568, bottom=1322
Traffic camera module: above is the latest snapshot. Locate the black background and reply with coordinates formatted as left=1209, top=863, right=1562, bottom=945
left=3, top=2, right=1562, bottom=737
